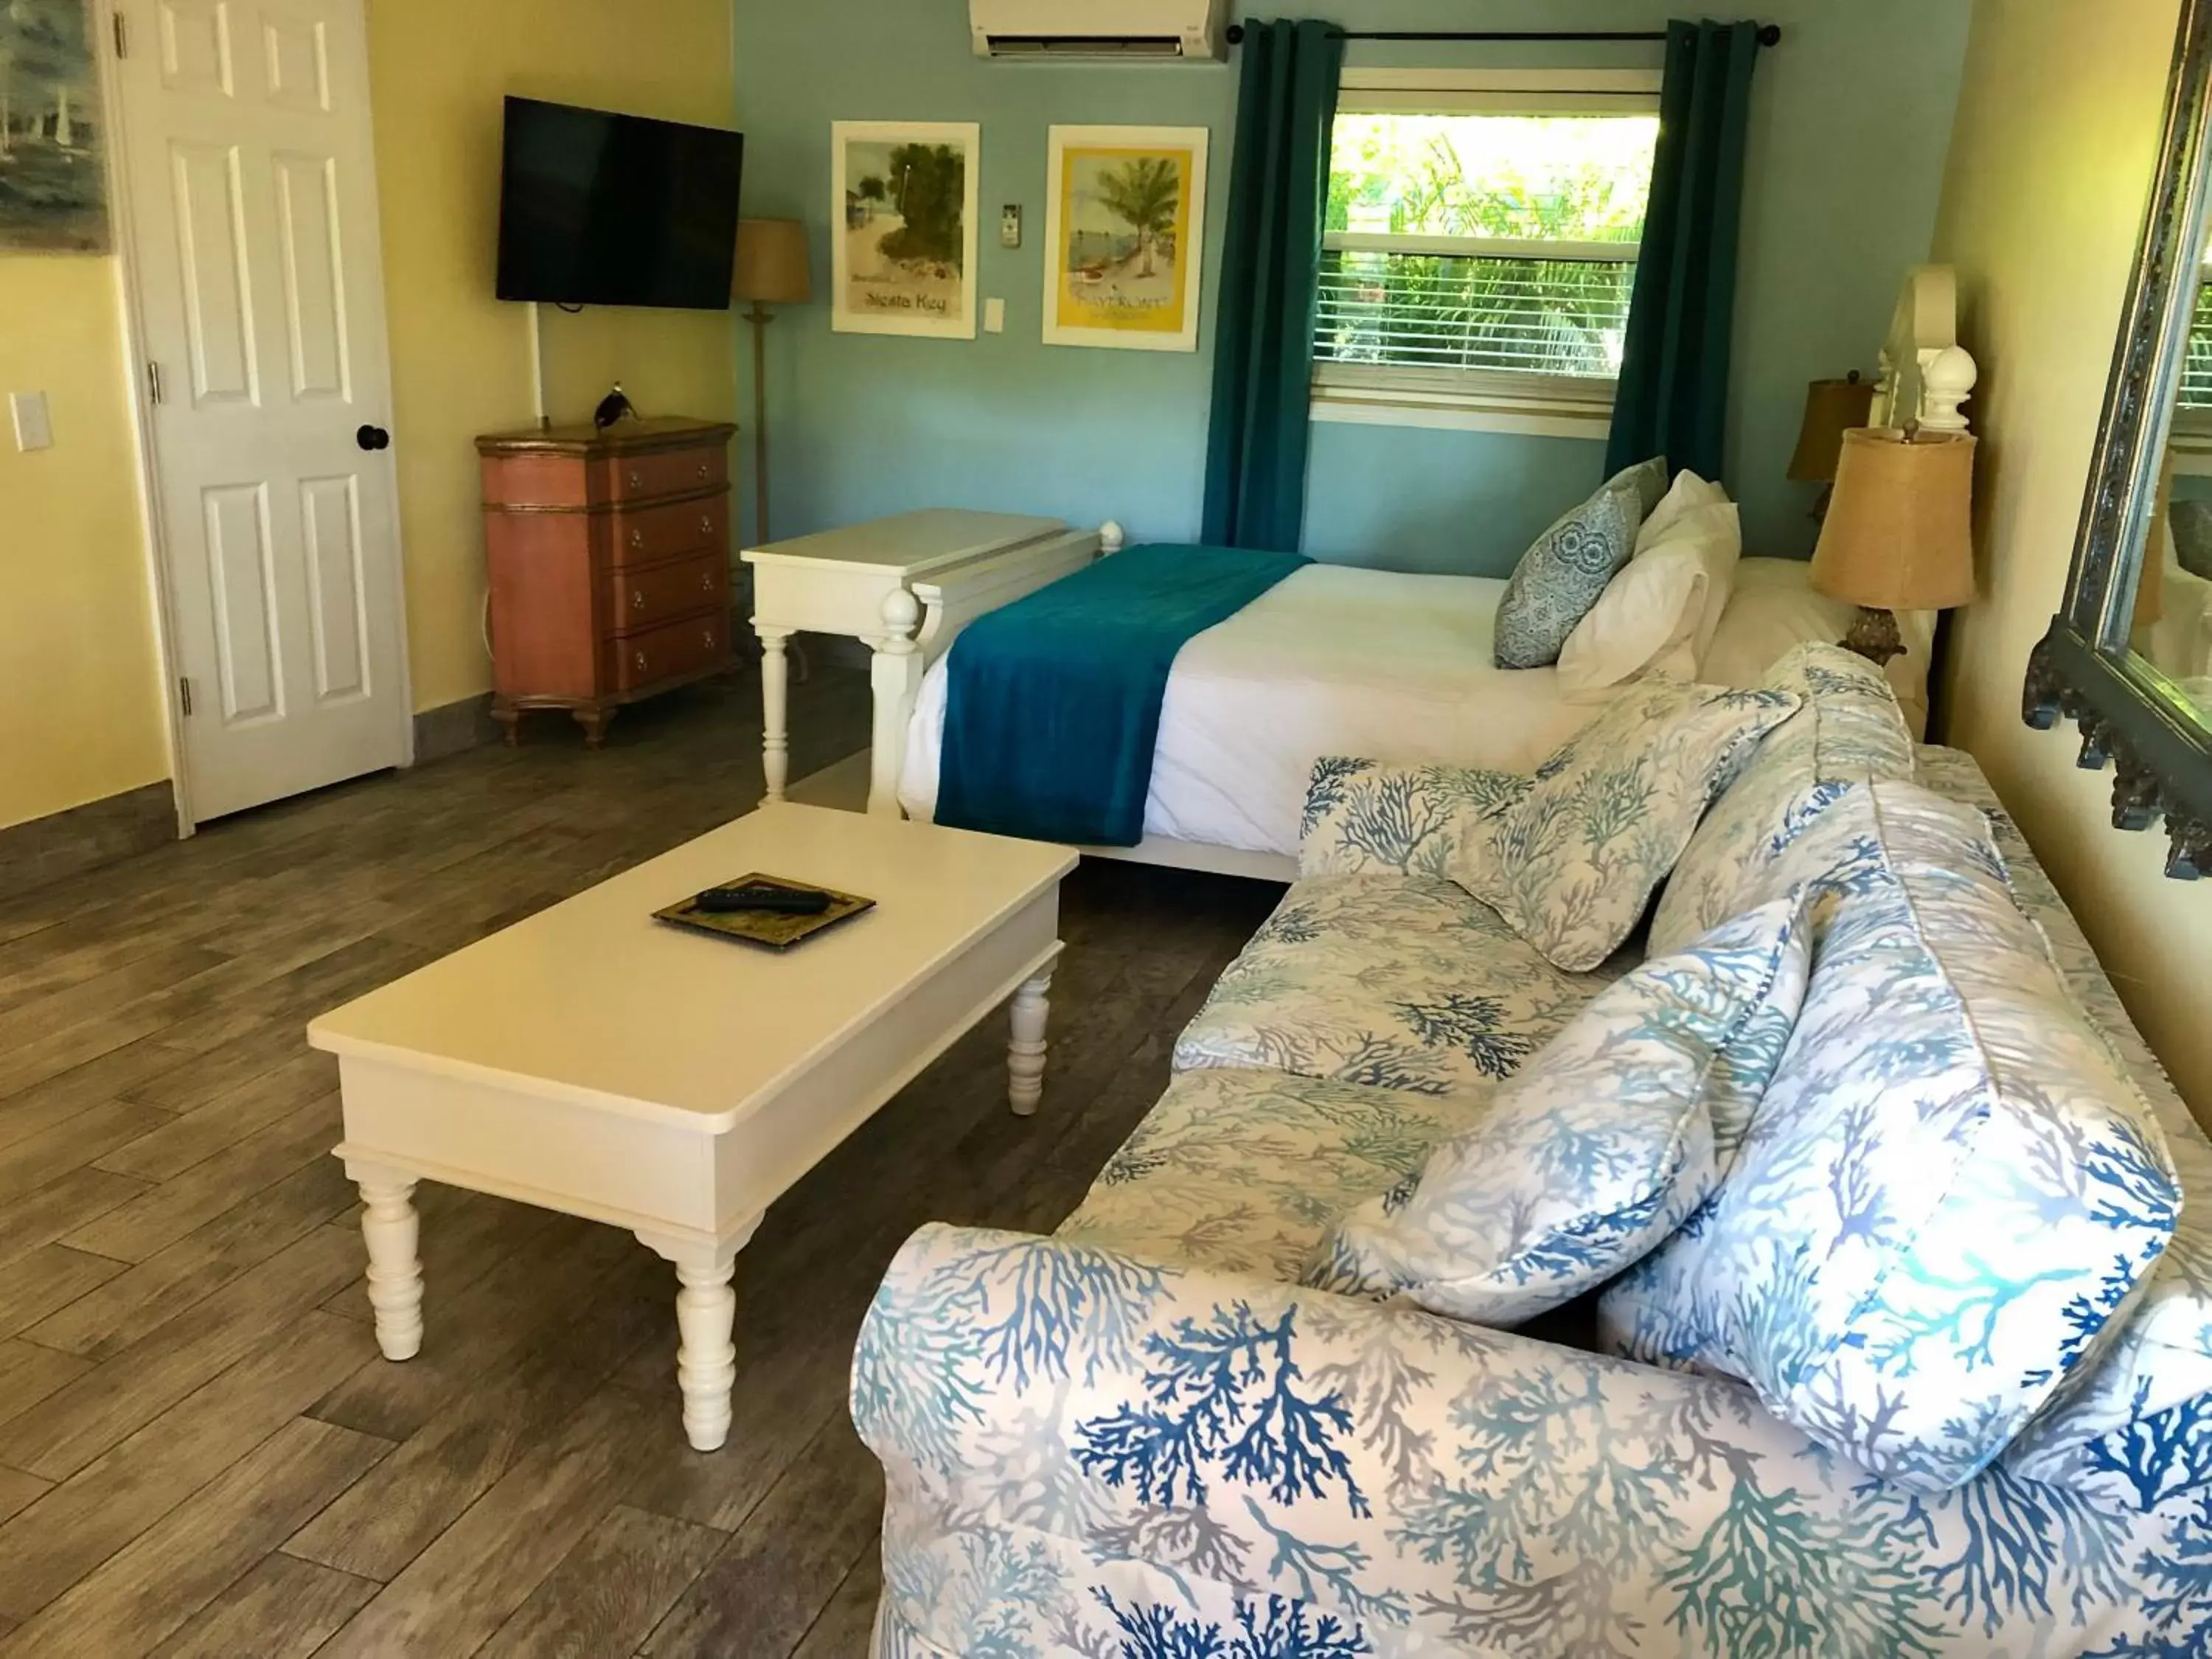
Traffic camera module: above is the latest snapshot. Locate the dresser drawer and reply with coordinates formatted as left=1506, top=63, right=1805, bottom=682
left=609, top=553, right=726, bottom=638
left=606, top=613, right=729, bottom=692
left=611, top=445, right=727, bottom=504
left=610, top=493, right=726, bottom=568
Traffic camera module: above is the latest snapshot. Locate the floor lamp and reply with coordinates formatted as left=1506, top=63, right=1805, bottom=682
left=731, top=218, right=813, bottom=552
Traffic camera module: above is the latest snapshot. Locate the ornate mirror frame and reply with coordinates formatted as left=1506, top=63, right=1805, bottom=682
left=2025, top=0, right=2212, bottom=880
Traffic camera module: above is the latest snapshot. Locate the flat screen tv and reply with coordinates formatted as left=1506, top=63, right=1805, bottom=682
left=496, top=97, right=745, bottom=310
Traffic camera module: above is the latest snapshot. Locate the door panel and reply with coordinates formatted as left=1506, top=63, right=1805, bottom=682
left=272, top=150, right=347, bottom=398
left=122, top=0, right=408, bottom=821
left=300, top=474, right=367, bottom=700
left=159, top=0, right=235, bottom=97
left=261, top=13, right=329, bottom=113
left=201, top=481, right=281, bottom=722
left=170, top=142, right=258, bottom=405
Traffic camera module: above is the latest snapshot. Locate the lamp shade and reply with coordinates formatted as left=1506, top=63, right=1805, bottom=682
left=1809, top=428, right=1978, bottom=611
left=732, top=218, right=813, bottom=305
left=1787, top=376, right=1877, bottom=481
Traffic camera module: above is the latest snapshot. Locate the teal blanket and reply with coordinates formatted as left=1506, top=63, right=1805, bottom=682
left=935, top=543, right=1309, bottom=846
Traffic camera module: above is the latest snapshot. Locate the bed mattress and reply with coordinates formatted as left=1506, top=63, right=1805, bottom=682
left=897, top=564, right=1603, bottom=859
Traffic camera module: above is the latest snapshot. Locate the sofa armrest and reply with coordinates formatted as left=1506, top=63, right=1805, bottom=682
left=1297, top=757, right=1528, bottom=877
left=855, top=1224, right=2183, bottom=1658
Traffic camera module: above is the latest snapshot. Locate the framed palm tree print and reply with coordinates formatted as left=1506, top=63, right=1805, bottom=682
left=1042, top=125, right=1208, bottom=352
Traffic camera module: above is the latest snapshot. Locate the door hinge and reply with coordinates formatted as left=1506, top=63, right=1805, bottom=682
left=178, top=677, right=194, bottom=718
left=146, top=361, right=163, bottom=406
left=112, top=12, right=127, bottom=57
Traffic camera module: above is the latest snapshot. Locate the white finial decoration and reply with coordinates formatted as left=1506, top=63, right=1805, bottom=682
left=1919, top=344, right=1978, bottom=435
left=1099, top=521, right=1127, bottom=554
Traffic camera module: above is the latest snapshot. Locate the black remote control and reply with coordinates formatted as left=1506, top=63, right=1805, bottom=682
left=695, top=884, right=833, bottom=916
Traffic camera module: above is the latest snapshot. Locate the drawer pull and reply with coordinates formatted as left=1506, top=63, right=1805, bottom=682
left=698, top=462, right=711, bottom=479
left=631, top=588, right=646, bottom=611
left=700, top=571, right=715, bottom=593
left=703, top=627, right=717, bottom=650
left=700, top=514, right=714, bottom=538
left=630, top=529, right=645, bottom=549
left=628, top=468, right=644, bottom=489
left=635, top=650, right=650, bottom=672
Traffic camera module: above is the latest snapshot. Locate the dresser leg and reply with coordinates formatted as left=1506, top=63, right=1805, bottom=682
left=757, top=628, right=792, bottom=802
left=574, top=706, right=616, bottom=749
left=491, top=702, right=521, bottom=748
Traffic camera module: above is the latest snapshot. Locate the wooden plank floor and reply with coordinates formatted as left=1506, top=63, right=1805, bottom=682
left=0, top=668, right=1283, bottom=1658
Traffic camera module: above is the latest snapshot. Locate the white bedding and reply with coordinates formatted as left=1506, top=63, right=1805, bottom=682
left=897, top=557, right=1933, bottom=863
left=898, top=565, right=1602, bottom=859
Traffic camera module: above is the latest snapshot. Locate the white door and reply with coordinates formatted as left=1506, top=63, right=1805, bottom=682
left=115, top=0, right=409, bottom=821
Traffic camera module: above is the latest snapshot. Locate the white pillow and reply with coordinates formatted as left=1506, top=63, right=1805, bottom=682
left=1703, top=557, right=1935, bottom=737
left=1556, top=500, right=1742, bottom=697
left=1636, top=467, right=1732, bottom=552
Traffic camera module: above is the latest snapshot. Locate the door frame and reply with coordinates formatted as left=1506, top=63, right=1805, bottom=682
left=92, top=0, right=417, bottom=837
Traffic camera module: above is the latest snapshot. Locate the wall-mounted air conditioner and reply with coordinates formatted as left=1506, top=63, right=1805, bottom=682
left=970, top=0, right=1228, bottom=62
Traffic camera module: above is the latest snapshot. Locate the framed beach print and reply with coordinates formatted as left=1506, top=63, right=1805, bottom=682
left=831, top=121, right=980, bottom=339
left=1042, top=125, right=1208, bottom=352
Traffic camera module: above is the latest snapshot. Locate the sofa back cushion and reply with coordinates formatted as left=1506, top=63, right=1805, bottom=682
left=1599, top=782, right=2182, bottom=1492
left=1648, top=642, right=1915, bottom=959
left=1453, top=681, right=1801, bottom=973
left=1305, top=894, right=1811, bottom=1326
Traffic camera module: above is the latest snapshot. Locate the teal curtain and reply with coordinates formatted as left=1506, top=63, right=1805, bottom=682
left=1606, top=19, right=1759, bottom=482
left=1201, top=18, right=1343, bottom=552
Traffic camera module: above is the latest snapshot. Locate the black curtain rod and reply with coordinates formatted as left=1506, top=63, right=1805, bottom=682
left=1223, top=23, right=1782, bottom=47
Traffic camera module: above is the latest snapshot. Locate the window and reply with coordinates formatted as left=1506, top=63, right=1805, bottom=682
left=2181, top=274, right=2212, bottom=414
left=1312, top=72, right=1663, bottom=435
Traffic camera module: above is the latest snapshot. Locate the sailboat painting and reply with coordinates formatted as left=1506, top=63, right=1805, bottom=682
left=0, top=0, right=108, bottom=251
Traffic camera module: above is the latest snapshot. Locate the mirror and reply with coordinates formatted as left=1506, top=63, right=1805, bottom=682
left=2025, top=0, right=2212, bottom=879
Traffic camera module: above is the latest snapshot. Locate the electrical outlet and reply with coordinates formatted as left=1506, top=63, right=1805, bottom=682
left=1000, top=204, right=1022, bottom=249
left=10, top=392, right=52, bottom=452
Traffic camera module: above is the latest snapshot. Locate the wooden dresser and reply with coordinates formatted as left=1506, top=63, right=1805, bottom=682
left=478, top=417, right=739, bottom=746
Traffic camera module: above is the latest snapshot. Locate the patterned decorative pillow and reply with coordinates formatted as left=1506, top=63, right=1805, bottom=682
left=1298, top=757, right=1529, bottom=877
left=1452, top=681, right=1801, bottom=973
left=1492, top=460, right=1660, bottom=669
left=1599, top=782, right=2183, bottom=1492
left=1304, top=895, right=1811, bottom=1328
left=1648, top=642, right=1915, bottom=957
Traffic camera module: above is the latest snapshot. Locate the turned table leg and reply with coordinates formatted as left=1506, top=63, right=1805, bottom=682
left=351, top=1164, right=424, bottom=1361
left=757, top=627, right=792, bottom=803
left=1008, top=970, right=1053, bottom=1117
left=636, top=1220, right=759, bottom=1452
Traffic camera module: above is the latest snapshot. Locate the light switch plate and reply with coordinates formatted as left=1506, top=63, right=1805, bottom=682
left=1000, top=204, right=1021, bottom=249
left=984, top=296, right=1006, bottom=335
left=10, top=392, right=52, bottom=452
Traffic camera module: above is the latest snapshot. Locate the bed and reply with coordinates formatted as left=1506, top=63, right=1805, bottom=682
left=893, top=554, right=1935, bottom=881
left=861, top=267, right=1964, bottom=878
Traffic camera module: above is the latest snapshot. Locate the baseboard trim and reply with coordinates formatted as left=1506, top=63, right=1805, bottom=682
left=412, top=693, right=501, bottom=764
left=0, top=780, right=178, bottom=895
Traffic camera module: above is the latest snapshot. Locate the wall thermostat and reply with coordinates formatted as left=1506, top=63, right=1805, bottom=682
left=1000, top=205, right=1022, bottom=249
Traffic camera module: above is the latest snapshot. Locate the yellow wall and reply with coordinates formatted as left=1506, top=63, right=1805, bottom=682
left=1933, top=0, right=2212, bottom=1124
left=1, top=0, right=737, bottom=838
left=364, top=0, right=739, bottom=712
left=0, top=257, right=168, bottom=832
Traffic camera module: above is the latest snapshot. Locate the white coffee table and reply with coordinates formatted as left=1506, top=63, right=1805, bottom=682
left=306, top=803, right=1076, bottom=1451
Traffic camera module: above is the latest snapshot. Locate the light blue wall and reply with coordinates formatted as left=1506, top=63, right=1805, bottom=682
left=734, top=0, right=1972, bottom=576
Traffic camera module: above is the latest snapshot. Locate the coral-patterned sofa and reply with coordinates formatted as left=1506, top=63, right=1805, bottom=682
left=852, top=650, right=2212, bottom=1658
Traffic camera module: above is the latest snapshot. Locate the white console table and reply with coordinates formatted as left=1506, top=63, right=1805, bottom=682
left=742, top=509, right=1112, bottom=814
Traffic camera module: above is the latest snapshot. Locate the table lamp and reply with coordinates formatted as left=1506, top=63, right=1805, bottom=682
left=1809, top=426, right=1977, bottom=667
left=1788, top=372, right=1878, bottom=518
left=732, top=218, right=813, bottom=551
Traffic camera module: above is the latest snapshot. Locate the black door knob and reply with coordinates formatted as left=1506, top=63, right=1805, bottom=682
left=355, top=424, right=391, bottom=451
